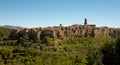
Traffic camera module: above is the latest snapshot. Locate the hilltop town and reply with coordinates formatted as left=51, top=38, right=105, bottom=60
left=0, top=19, right=120, bottom=65
left=9, top=18, right=120, bottom=42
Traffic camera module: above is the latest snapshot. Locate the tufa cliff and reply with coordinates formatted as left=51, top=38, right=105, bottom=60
left=9, top=18, right=120, bottom=42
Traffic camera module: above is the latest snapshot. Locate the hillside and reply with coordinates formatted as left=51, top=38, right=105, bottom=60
left=0, top=25, right=23, bottom=29
left=0, top=19, right=120, bottom=65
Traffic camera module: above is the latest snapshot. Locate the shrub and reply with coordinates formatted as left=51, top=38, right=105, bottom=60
left=44, top=36, right=53, bottom=46
left=2, top=48, right=13, bottom=59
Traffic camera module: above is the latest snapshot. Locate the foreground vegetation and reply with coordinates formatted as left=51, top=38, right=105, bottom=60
left=0, top=27, right=120, bottom=65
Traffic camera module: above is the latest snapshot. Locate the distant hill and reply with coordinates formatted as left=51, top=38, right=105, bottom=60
left=0, top=25, right=23, bottom=29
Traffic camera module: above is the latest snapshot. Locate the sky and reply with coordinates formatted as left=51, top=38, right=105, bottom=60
left=0, top=0, right=120, bottom=28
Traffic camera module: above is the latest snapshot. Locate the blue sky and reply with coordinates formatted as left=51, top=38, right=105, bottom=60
left=0, top=0, right=120, bottom=28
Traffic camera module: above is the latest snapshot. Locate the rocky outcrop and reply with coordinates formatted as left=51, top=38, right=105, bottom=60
left=9, top=28, right=22, bottom=40
left=9, top=19, right=120, bottom=42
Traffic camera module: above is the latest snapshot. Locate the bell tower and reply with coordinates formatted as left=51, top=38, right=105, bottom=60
left=84, top=18, right=87, bottom=25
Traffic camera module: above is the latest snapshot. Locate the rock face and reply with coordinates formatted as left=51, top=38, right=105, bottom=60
left=9, top=18, right=120, bottom=42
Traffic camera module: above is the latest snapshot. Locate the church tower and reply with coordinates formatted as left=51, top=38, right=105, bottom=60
left=84, top=18, right=87, bottom=25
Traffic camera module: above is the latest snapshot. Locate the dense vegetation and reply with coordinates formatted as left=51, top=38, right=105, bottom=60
left=0, top=27, right=11, bottom=41
left=0, top=27, right=120, bottom=65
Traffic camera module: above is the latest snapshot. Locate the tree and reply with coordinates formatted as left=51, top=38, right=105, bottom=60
left=102, top=39, right=116, bottom=65
left=18, top=34, right=29, bottom=43
left=2, top=48, right=13, bottom=62
left=44, top=36, right=53, bottom=46
left=0, top=27, right=11, bottom=41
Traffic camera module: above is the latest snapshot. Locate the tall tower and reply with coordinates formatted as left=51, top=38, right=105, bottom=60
left=84, top=18, right=87, bottom=25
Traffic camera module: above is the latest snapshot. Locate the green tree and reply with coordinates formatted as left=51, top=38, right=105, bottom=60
left=18, top=34, right=29, bottom=43
left=2, top=48, right=13, bottom=59
left=102, top=39, right=116, bottom=65
left=44, top=36, right=53, bottom=46
left=0, top=27, right=11, bottom=41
